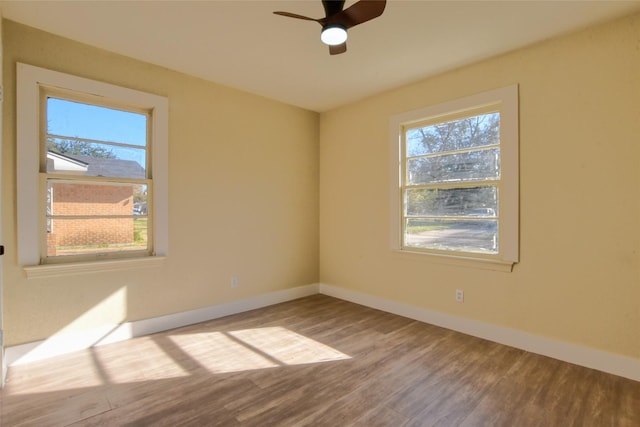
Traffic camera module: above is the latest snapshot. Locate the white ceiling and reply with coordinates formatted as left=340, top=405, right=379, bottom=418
left=3, top=0, right=640, bottom=112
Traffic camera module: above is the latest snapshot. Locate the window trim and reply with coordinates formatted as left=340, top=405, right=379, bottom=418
left=389, top=85, right=519, bottom=270
left=17, top=63, right=169, bottom=270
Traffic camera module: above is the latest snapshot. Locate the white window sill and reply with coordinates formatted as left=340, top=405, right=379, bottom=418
left=23, top=256, right=167, bottom=279
left=392, top=249, right=516, bottom=272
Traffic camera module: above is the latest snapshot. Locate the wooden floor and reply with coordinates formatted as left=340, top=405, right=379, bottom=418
left=1, top=295, right=639, bottom=426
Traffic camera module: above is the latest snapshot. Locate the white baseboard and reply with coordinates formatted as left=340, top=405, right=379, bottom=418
left=319, top=283, right=640, bottom=382
left=5, top=282, right=639, bottom=384
left=5, top=283, right=319, bottom=367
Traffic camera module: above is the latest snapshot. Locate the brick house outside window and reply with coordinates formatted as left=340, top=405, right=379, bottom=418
left=46, top=150, right=146, bottom=256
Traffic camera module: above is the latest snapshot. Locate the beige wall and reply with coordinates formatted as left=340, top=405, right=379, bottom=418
left=320, top=13, right=640, bottom=359
left=2, top=20, right=319, bottom=346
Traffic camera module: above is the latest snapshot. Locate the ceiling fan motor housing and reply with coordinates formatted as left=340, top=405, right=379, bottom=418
left=323, top=0, right=346, bottom=17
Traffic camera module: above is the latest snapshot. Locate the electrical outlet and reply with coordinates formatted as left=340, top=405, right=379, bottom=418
left=455, top=289, right=464, bottom=303
left=231, top=276, right=239, bottom=288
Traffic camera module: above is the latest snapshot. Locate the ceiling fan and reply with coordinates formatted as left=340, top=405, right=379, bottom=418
left=273, top=0, right=387, bottom=55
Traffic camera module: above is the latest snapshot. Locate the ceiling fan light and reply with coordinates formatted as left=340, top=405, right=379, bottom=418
left=321, top=25, right=347, bottom=46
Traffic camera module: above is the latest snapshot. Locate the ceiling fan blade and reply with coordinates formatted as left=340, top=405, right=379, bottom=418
left=273, top=11, right=321, bottom=23
left=329, top=43, right=347, bottom=55
left=332, top=0, right=386, bottom=29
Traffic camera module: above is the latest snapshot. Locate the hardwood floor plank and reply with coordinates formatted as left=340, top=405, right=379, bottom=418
left=354, top=405, right=410, bottom=427
left=462, top=352, right=640, bottom=427
left=2, top=295, right=638, bottom=426
left=2, top=387, right=111, bottom=427
left=77, top=378, right=250, bottom=427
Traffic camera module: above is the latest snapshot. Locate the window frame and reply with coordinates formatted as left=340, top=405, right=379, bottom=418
left=42, top=88, right=153, bottom=263
left=17, top=63, right=169, bottom=271
left=389, top=85, right=519, bottom=270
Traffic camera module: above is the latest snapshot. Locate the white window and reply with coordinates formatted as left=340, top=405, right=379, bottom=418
left=390, top=85, right=518, bottom=269
left=17, top=63, right=168, bottom=270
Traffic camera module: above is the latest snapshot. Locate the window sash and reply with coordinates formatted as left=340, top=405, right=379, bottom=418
left=40, top=87, right=153, bottom=263
left=40, top=175, right=153, bottom=263
left=395, top=97, right=513, bottom=262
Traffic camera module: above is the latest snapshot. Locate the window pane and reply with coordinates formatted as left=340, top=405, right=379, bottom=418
left=405, top=186, right=498, bottom=217
left=406, top=112, right=499, bottom=156
left=404, top=218, right=498, bottom=254
left=48, top=182, right=146, bottom=216
left=47, top=98, right=147, bottom=147
left=47, top=138, right=146, bottom=178
left=47, top=217, right=148, bottom=257
left=407, top=148, right=500, bottom=184
left=46, top=181, right=149, bottom=257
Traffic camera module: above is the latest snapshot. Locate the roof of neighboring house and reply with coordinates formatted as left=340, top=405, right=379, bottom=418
left=48, top=150, right=146, bottom=179
left=47, top=151, right=89, bottom=173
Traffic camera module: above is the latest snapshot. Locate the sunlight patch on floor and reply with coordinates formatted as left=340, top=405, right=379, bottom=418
left=6, top=326, right=351, bottom=395
left=228, top=327, right=351, bottom=365
left=7, top=352, right=113, bottom=394
left=92, top=338, right=191, bottom=384
left=169, top=327, right=351, bottom=374
left=169, top=331, right=280, bottom=374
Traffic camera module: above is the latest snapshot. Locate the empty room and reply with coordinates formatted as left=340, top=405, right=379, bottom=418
left=0, top=1, right=639, bottom=425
